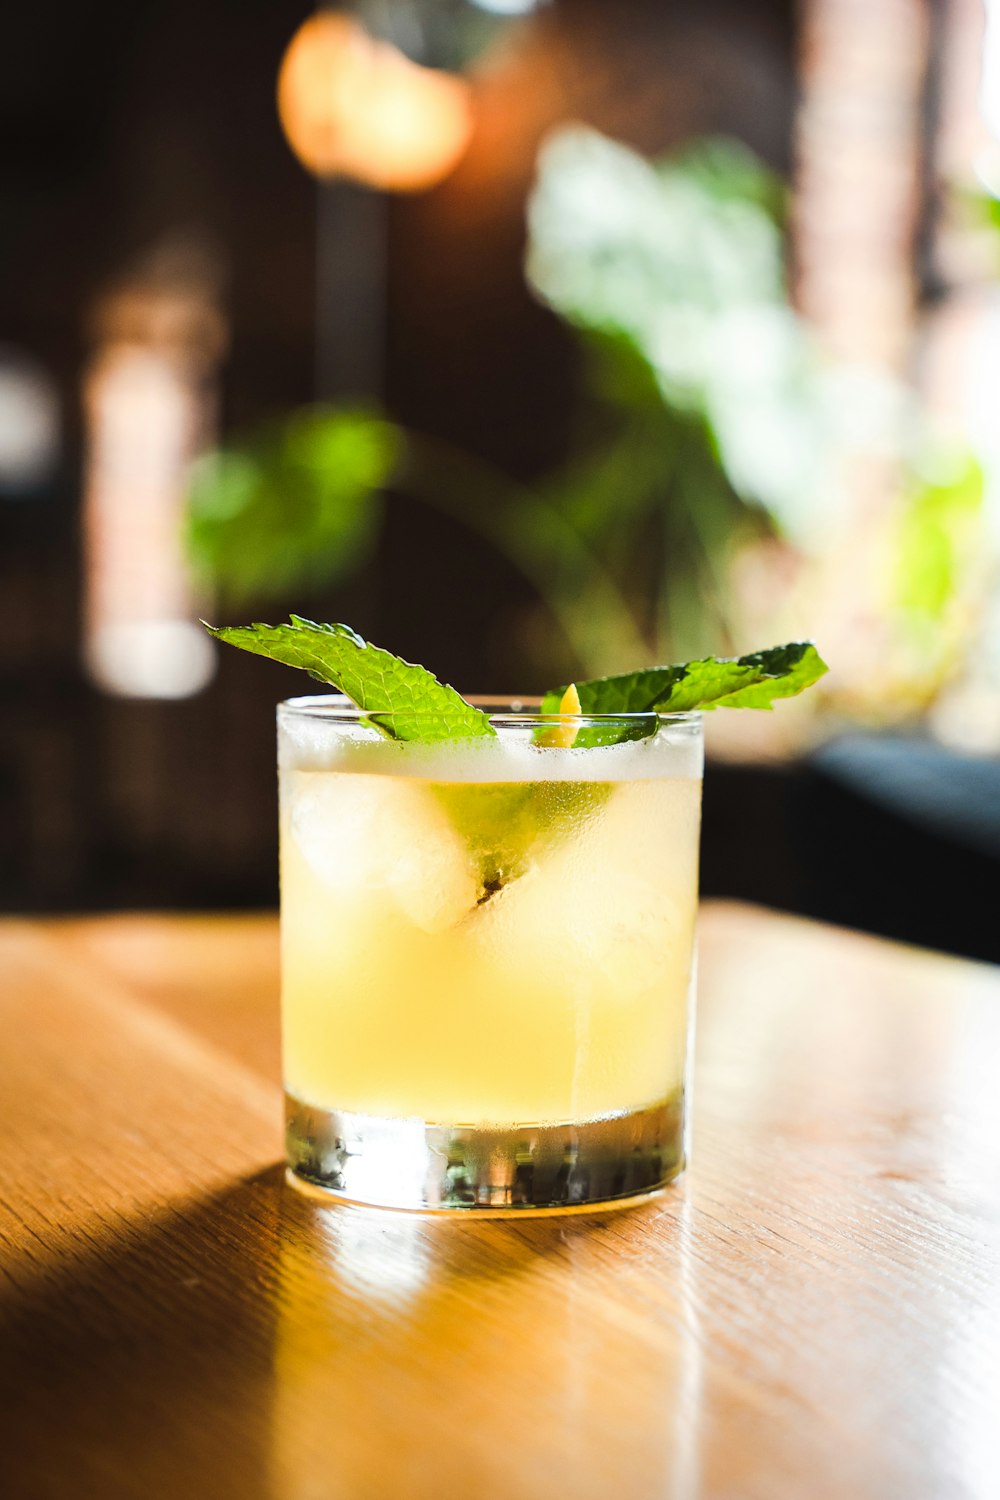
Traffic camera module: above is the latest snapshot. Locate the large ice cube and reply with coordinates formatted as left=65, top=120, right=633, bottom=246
left=286, top=771, right=479, bottom=933
left=471, top=779, right=698, bottom=997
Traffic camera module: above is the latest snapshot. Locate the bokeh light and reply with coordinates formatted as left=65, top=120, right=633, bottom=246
left=0, top=348, right=60, bottom=496
left=277, top=12, right=473, bottom=193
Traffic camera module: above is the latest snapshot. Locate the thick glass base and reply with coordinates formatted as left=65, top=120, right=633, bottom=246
left=285, top=1092, right=685, bottom=1212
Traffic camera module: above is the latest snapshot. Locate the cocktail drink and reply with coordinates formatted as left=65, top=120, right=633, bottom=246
left=210, top=616, right=820, bottom=1206
left=279, top=697, right=703, bottom=1211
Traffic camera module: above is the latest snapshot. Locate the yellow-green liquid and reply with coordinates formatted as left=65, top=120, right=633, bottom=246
left=280, top=768, right=700, bottom=1125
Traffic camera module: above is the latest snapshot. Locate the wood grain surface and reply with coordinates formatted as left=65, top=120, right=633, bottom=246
left=2, top=903, right=1000, bottom=1500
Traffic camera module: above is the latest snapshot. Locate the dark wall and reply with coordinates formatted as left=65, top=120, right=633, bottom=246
left=2, top=0, right=317, bottom=909
left=1, top=0, right=798, bottom=911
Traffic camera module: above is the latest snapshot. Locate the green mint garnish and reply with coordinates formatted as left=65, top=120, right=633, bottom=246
left=206, top=617, right=826, bottom=748
left=204, top=616, right=494, bottom=743
left=207, top=618, right=827, bottom=914
left=541, top=642, right=827, bottom=718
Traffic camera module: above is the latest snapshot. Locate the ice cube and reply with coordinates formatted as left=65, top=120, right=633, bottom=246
left=471, top=779, right=698, bottom=997
left=387, top=826, right=480, bottom=934
left=286, top=771, right=479, bottom=933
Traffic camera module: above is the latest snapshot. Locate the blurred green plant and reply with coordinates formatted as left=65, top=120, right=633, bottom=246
left=185, top=125, right=989, bottom=715
left=186, top=406, right=399, bottom=601
left=954, top=181, right=1000, bottom=267
left=895, top=455, right=983, bottom=625
left=186, top=128, right=803, bottom=675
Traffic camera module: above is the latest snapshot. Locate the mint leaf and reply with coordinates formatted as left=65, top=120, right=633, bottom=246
left=204, top=617, right=494, bottom=743
left=532, top=711, right=658, bottom=750
left=431, top=779, right=612, bottom=909
left=704, top=642, right=828, bottom=708
left=542, top=642, right=827, bottom=716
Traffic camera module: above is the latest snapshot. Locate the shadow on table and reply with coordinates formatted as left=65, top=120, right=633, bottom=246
left=0, top=1168, right=700, bottom=1498
left=0, top=1166, right=289, bottom=1498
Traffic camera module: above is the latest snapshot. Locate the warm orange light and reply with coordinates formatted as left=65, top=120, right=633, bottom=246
left=277, top=13, right=473, bottom=192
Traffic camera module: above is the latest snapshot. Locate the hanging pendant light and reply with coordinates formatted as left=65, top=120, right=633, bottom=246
left=277, top=11, right=474, bottom=192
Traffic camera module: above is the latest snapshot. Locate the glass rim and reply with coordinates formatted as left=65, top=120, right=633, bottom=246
left=277, top=693, right=702, bottom=726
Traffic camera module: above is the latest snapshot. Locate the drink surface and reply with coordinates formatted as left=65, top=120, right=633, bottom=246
left=279, top=719, right=701, bottom=1126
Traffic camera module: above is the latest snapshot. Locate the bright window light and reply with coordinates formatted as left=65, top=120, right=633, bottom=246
left=82, top=237, right=225, bottom=700
left=468, top=0, right=542, bottom=13
left=982, top=0, right=1000, bottom=141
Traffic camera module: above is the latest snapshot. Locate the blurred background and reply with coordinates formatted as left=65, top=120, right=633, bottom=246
left=4, top=0, right=1000, bottom=957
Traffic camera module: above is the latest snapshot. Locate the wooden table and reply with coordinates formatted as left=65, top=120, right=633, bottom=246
left=3, top=904, right=1000, bottom=1500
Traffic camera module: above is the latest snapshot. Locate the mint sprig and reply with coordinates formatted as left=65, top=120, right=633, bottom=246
left=541, top=642, right=827, bottom=717
left=206, top=617, right=827, bottom=747
left=204, top=617, right=494, bottom=743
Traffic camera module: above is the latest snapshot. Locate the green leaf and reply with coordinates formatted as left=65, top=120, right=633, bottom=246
left=184, top=407, right=400, bottom=605
left=894, top=454, right=983, bottom=622
left=526, top=126, right=839, bottom=540
left=541, top=667, right=686, bottom=717
left=543, top=642, right=827, bottom=717
left=204, top=617, right=495, bottom=743
left=705, top=642, right=828, bottom=708
left=430, top=780, right=610, bottom=900
left=669, top=136, right=788, bottom=225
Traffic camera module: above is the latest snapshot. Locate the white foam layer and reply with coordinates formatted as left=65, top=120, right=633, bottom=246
left=278, top=703, right=702, bottom=782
